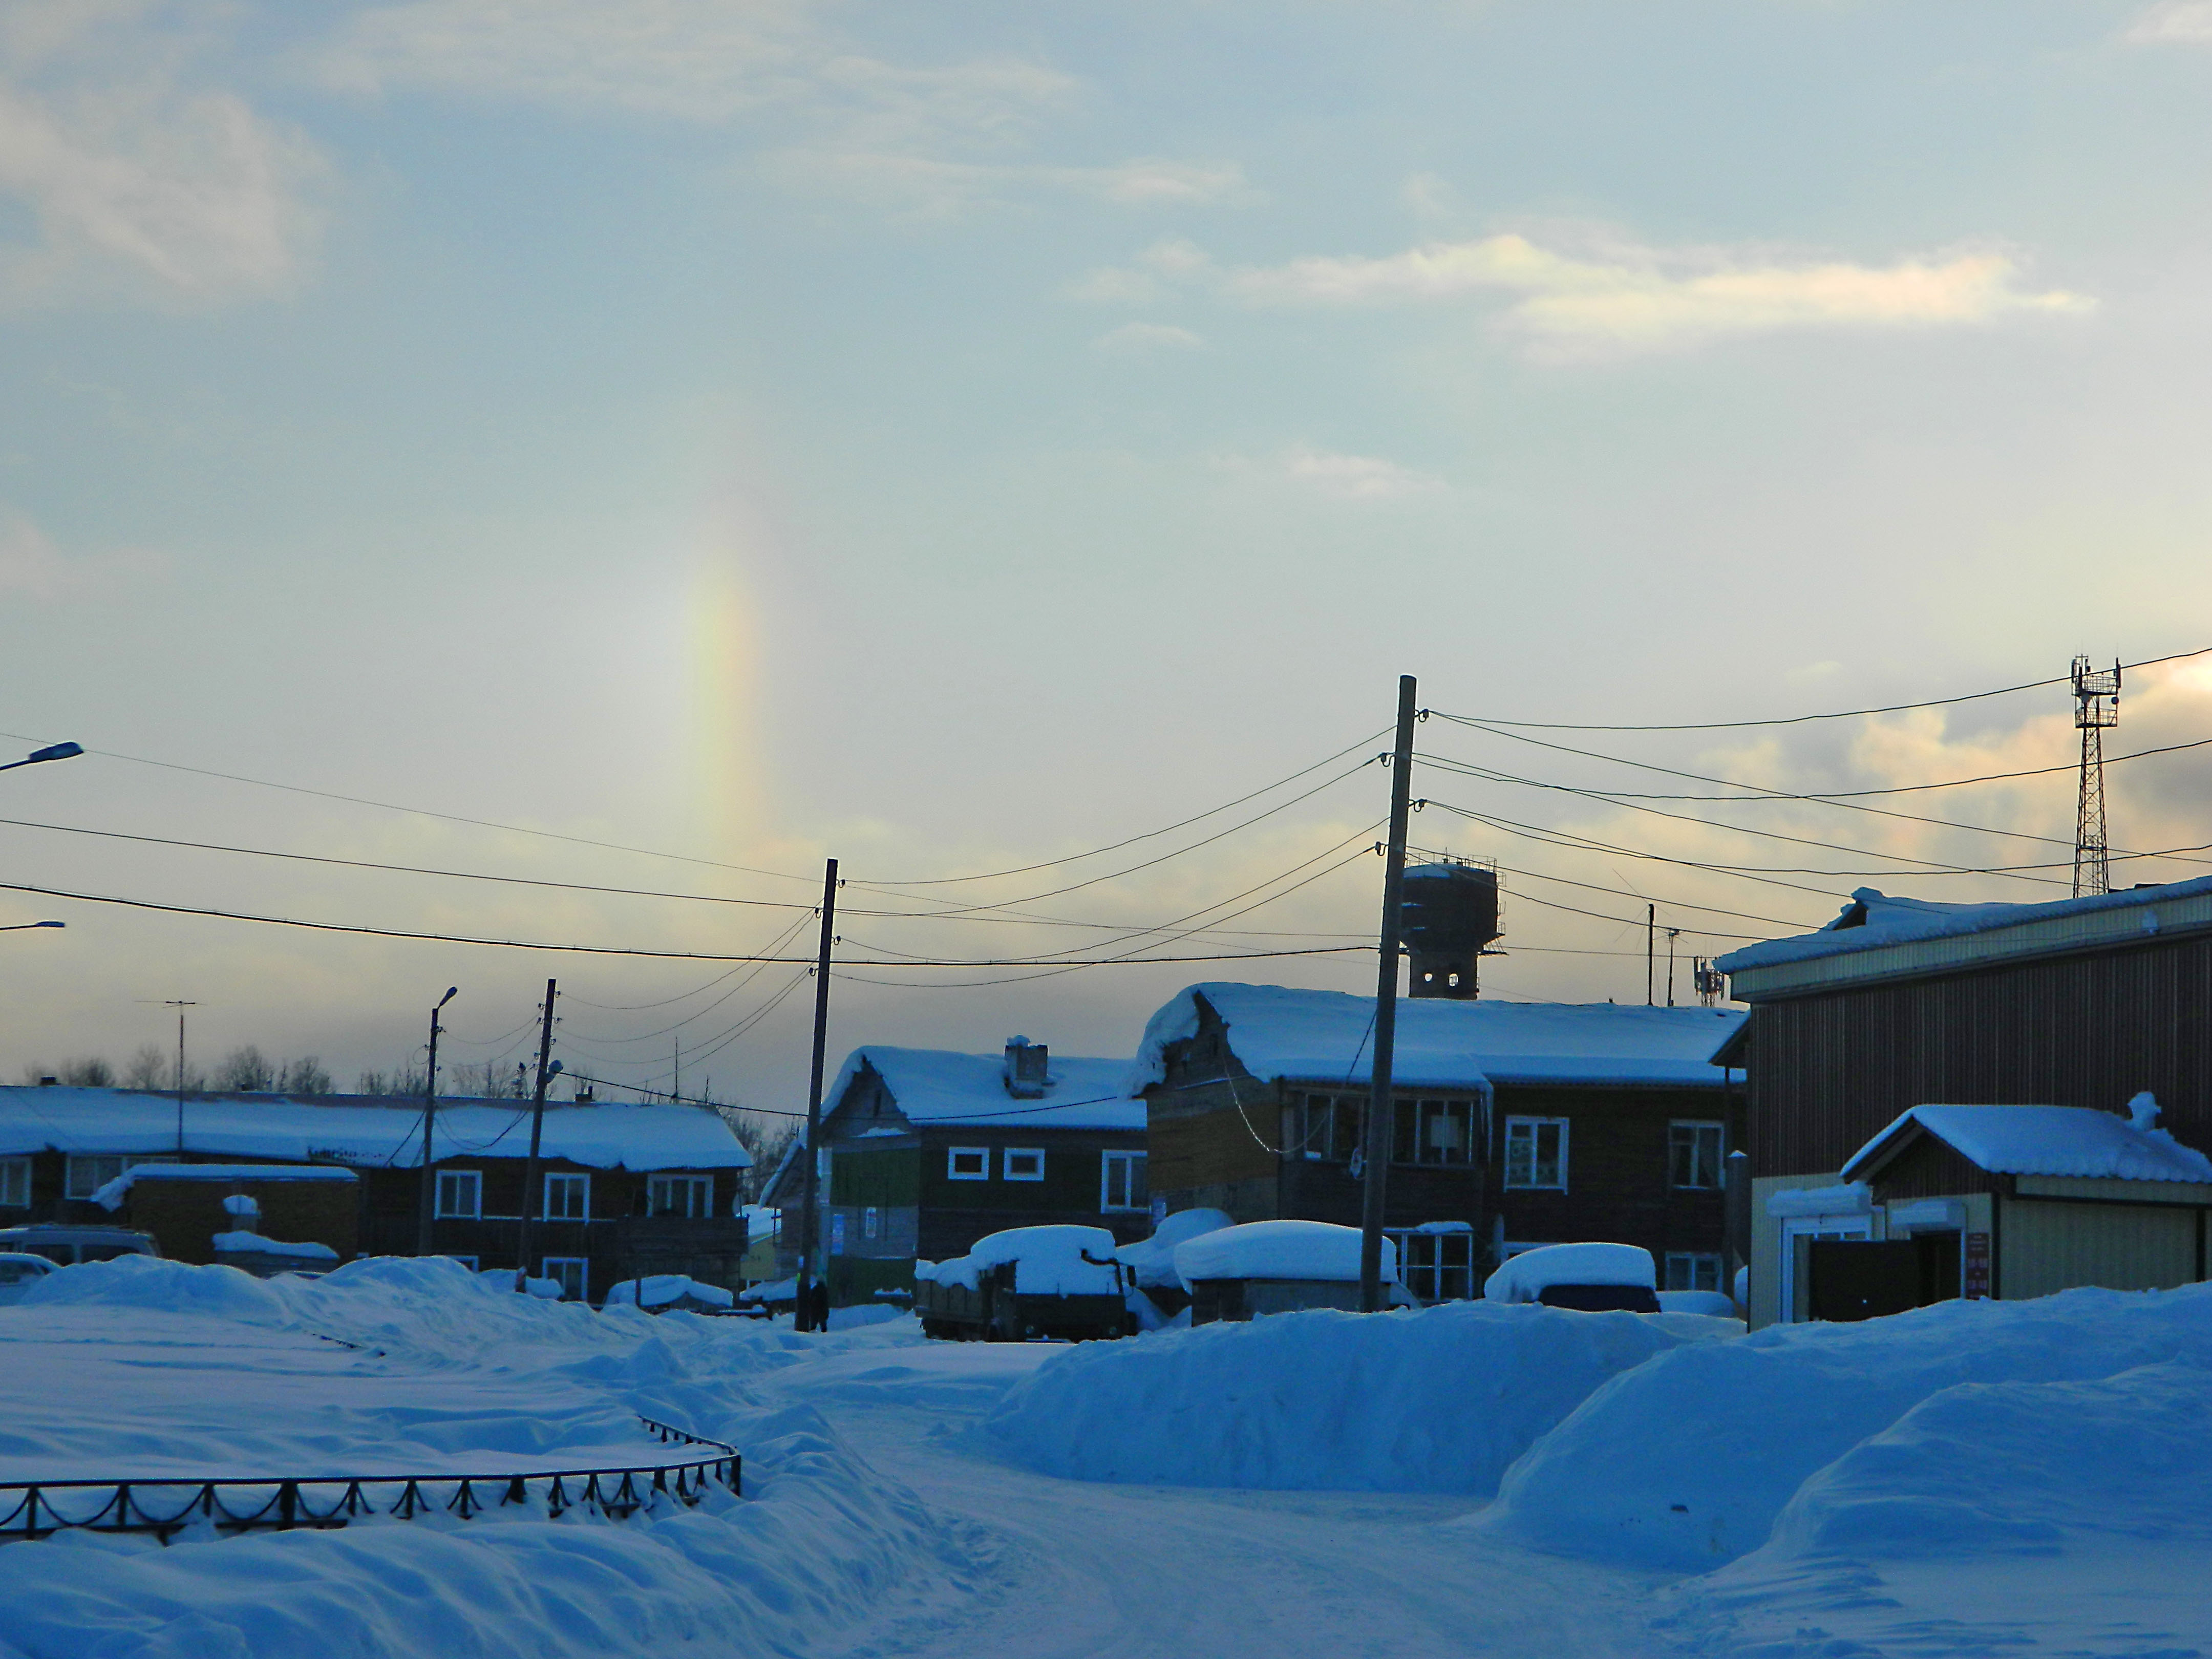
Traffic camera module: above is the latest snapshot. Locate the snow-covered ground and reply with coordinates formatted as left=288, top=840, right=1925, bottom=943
left=2, top=1257, right=2207, bottom=1657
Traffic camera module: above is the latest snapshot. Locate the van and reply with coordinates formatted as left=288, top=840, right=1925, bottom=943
left=0, top=1223, right=160, bottom=1266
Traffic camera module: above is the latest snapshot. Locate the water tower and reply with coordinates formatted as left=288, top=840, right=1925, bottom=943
left=1400, top=861, right=1502, bottom=1000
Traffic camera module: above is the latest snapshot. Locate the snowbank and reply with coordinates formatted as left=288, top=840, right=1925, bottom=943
left=1173, top=1219, right=1388, bottom=1287
left=211, top=1231, right=339, bottom=1260
left=606, top=1274, right=736, bottom=1310
left=1483, top=1242, right=1652, bottom=1303
left=917, top=1225, right=1120, bottom=1295
left=1473, top=1282, right=2212, bottom=1571
left=1116, top=1208, right=1232, bottom=1290
left=988, top=1301, right=1729, bottom=1493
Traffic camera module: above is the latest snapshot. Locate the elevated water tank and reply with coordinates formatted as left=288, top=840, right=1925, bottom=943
left=1400, top=862, right=1500, bottom=1000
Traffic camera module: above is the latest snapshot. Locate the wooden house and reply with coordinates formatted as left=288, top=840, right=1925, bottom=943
left=1133, top=983, right=1746, bottom=1301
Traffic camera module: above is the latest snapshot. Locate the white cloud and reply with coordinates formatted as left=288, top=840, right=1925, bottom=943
left=2125, top=2, right=2212, bottom=42
left=0, top=511, right=164, bottom=599
left=1094, top=321, right=1203, bottom=352
left=0, top=3, right=321, bottom=306
left=1280, top=448, right=1448, bottom=502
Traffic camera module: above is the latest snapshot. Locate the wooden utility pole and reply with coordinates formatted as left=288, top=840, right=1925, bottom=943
left=1646, top=904, right=1656, bottom=1006
left=1360, top=676, right=1418, bottom=1314
left=164, top=1001, right=196, bottom=1156
left=512, top=980, right=558, bottom=1293
left=794, top=858, right=838, bottom=1332
left=416, top=986, right=457, bottom=1258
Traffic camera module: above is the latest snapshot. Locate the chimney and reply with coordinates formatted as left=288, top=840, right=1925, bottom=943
left=1003, top=1037, right=1048, bottom=1099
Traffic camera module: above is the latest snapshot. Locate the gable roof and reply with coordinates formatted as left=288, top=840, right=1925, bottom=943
left=828, top=1047, right=1146, bottom=1131
left=1131, top=983, right=1743, bottom=1093
left=1842, top=1102, right=2212, bottom=1185
left=0, top=1087, right=751, bottom=1171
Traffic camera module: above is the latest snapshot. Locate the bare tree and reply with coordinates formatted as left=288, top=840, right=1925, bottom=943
left=15, top=1063, right=51, bottom=1085
left=215, top=1045, right=275, bottom=1092
left=720, top=1110, right=799, bottom=1202
left=59, top=1057, right=115, bottom=1087
left=279, top=1057, right=332, bottom=1095
left=122, top=1045, right=167, bottom=1089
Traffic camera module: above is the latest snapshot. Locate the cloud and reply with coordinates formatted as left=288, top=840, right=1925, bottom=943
left=1093, top=322, right=1203, bottom=352
left=0, top=510, right=165, bottom=599
left=2125, top=2, right=2212, bottom=42
left=1279, top=448, right=1448, bottom=502
left=0, top=4, right=322, bottom=306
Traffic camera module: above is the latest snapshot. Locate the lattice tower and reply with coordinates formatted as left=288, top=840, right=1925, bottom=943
left=2071, top=654, right=2120, bottom=898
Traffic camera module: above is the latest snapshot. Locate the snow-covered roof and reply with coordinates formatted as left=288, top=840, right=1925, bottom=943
left=1172, top=1219, right=1394, bottom=1286
left=1843, top=1099, right=2212, bottom=1185
left=1715, top=877, right=2212, bottom=979
left=91, top=1163, right=357, bottom=1210
left=0, top=1088, right=750, bottom=1171
left=828, top=1047, right=1145, bottom=1131
left=1131, top=984, right=1742, bottom=1093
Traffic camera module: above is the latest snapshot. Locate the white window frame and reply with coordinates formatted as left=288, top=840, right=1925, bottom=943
left=1668, top=1121, right=1727, bottom=1189
left=65, top=1154, right=129, bottom=1200
left=1388, top=1227, right=1477, bottom=1304
left=947, top=1146, right=989, bottom=1181
left=1664, top=1251, right=1724, bottom=1292
left=543, top=1172, right=591, bottom=1222
left=435, top=1168, right=482, bottom=1219
left=541, top=1257, right=588, bottom=1302
left=1100, top=1150, right=1148, bottom=1212
left=1002, top=1147, right=1045, bottom=1182
left=647, top=1173, right=712, bottom=1218
left=0, top=1157, right=29, bottom=1208
left=1503, top=1117, right=1569, bottom=1190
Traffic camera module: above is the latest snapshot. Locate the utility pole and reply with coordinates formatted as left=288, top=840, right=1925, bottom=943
left=795, top=858, right=839, bottom=1333
left=1666, top=929, right=1680, bottom=1008
left=512, top=980, right=559, bottom=1293
left=416, top=986, right=458, bottom=1258
left=1360, top=676, right=1418, bottom=1315
left=163, top=1001, right=196, bottom=1155
left=1645, top=904, right=1656, bottom=1006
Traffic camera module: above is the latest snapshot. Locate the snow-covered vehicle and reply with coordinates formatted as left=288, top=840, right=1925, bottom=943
left=1116, top=1207, right=1233, bottom=1321
left=915, top=1224, right=1131, bottom=1341
left=1174, top=1219, right=1414, bottom=1322
left=0, top=1251, right=55, bottom=1303
left=1482, top=1242, right=1661, bottom=1313
left=0, top=1224, right=159, bottom=1266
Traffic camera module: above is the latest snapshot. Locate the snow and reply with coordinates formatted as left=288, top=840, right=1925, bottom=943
left=1115, top=1207, right=1232, bottom=1289
left=91, top=1161, right=358, bottom=1209
left=916, top=1224, right=1121, bottom=1295
left=607, top=1274, right=737, bottom=1309
left=1764, top=1180, right=1871, bottom=1218
left=1654, top=1290, right=1739, bottom=1319
left=1171, top=1219, right=1389, bottom=1286
left=1843, top=1100, right=2212, bottom=1184
left=221, top=1194, right=260, bottom=1219
left=987, top=1300, right=1733, bottom=1492
left=0, top=1086, right=750, bottom=1171
left=1484, top=1242, right=1655, bottom=1302
left=211, top=1231, right=339, bottom=1260
left=826, top=1047, right=1145, bottom=1131
left=1129, top=982, right=1743, bottom=1093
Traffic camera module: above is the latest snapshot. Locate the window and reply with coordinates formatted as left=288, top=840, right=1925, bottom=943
left=0, top=1157, right=28, bottom=1208
left=647, top=1174, right=712, bottom=1218
left=1391, top=1226, right=1476, bottom=1303
left=1101, top=1150, right=1148, bottom=1211
left=1003, top=1148, right=1045, bottom=1182
left=947, top=1147, right=989, bottom=1181
left=541, top=1258, right=588, bottom=1301
left=1392, top=1098, right=1478, bottom=1166
left=65, top=1155, right=127, bottom=1199
left=1665, top=1252, right=1722, bottom=1292
left=1503, top=1118, right=1568, bottom=1190
left=1669, top=1122, right=1726, bottom=1189
left=1281, top=1093, right=1363, bottom=1162
left=543, top=1173, right=590, bottom=1221
left=435, top=1169, right=481, bottom=1219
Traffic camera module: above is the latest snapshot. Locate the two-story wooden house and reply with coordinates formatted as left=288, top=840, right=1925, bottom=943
left=765, top=1038, right=1147, bottom=1307
left=1134, top=983, right=1745, bottom=1300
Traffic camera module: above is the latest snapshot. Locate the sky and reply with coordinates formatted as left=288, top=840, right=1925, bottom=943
left=3, top=0, right=2211, bottom=1113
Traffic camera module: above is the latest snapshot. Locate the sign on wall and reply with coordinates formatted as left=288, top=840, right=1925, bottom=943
left=1964, top=1231, right=1991, bottom=1299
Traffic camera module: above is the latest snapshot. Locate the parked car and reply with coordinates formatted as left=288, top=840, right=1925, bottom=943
left=916, top=1224, right=1130, bottom=1341
left=0, top=1224, right=161, bottom=1266
left=1482, top=1242, right=1662, bottom=1313
left=0, top=1251, right=56, bottom=1303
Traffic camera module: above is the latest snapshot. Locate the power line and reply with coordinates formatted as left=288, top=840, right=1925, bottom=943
left=1422, top=645, right=2212, bottom=732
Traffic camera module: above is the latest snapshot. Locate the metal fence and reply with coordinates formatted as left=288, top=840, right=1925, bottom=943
left=0, top=1415, right=741, bottom=1544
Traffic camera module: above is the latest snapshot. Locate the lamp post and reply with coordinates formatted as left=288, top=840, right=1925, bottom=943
left=0, top=741, right=83, bottom=776
left=416, top=986, right=459, bottom=1258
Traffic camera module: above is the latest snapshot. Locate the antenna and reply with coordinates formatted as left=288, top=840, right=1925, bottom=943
left=2070, top=654, right=2120, bottom=898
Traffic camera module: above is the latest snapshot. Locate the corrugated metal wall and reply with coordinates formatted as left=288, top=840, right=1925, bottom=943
left=2000, top=1199, right=2200, bottom=1299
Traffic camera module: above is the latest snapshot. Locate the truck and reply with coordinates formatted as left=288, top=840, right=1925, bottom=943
left=914, top=1224, right=1132, bottom=1341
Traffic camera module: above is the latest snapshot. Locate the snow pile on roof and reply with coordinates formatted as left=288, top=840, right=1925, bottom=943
left=830, top=1047, right=1145, bottom=1130
left=988, top=1301, right=1736, bottom=1492
left=605, top=1274, right=736, bottom=1310
left=0, top=1087, right=750, bottom=1170
left=1844, top=1100, right=2212, bottom=1184
left=0, top=1253, right=972, bottom=1655
left=211, top=1231, right=339, bottom=1260
left=91, top=1161, right=357, bottom=1209
left=1129, top=983, right=1742, bottom=1092
left=917, top=1225, right=1121, bottom=1295
left=1116, top=1208, right=1233, bottom=1290
left=1714, top=876, right=2212, bottom=975
left=1173, top=1219, right=1390, bottom=1287
left=1472, top=1281, right=2212, bottom=1573
left=1483, top=1242, right=1654, bottom=1303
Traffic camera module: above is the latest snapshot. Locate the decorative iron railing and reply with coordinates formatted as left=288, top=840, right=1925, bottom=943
left=0, top=1415, right=740, bottom=1544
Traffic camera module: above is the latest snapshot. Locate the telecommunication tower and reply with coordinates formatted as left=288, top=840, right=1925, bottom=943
left=2070, top=654, right=2121, bottom=898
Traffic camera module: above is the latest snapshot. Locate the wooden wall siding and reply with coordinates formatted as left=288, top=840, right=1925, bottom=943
left=1746, top=931, right=2212, bottom=1178
left=831, top=1145, right=921, bottom=1209
left=2000, top=1198, right=2201, bottom=1299
left=120, top=1177, right=358, bottom=1265
left=1149, top=1077, right=1282, bottom=1197
left=1866, top=1133, right=2004, bottom=1200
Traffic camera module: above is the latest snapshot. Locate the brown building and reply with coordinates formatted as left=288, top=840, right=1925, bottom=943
left=0, top=1086, right=751, bottom=1304
left=1134, top=983, right=1746, bottom=1301
left=1714, top=879, right=2212, bottom=1326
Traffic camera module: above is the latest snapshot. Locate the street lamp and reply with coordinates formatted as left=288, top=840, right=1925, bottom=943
left=0, top=742, right=84, bottom=776
left=416, top=986, right=460, bottom=1258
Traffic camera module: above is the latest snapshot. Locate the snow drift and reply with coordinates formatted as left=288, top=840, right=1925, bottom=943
left=988, top=1301, right=1734, bottom=1493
